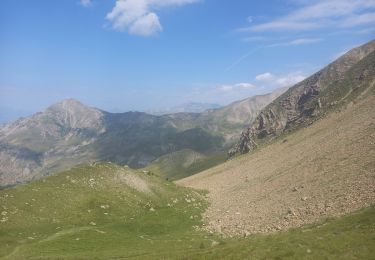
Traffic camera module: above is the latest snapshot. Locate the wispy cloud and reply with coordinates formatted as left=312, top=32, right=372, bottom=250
left=227, top=37, right=321, bottom=71
left=357, top=27, right=375, bottom=34
left=225, top=47, right=262, bottom=71
left=268, top=38, right=323, bottom=47
left=237, top=0, right=375, bottom=32
left=340, top=12, right=375, bottom=27
left=106, top=0, right=200, bottom=36
left=80, top=0, right=92, bottom=7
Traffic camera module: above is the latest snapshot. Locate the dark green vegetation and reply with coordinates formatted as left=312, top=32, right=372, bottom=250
left=0, top=163, right=374, bottom=259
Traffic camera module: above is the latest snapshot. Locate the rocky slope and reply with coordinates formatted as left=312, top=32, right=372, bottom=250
left=0, top=89, right=285, bottom=187
left=230, top=39, right=375, bottom=155
left=179, top=76, right=375, bottom=237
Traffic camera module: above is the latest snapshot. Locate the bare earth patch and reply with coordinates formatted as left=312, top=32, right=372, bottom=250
left=178, top=95, right=375, bottom=237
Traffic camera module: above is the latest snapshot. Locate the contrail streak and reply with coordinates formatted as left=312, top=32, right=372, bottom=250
left=225, top=47, right=262, bottom=72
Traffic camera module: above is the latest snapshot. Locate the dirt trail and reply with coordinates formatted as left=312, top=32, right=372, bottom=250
left=178, top=95, right=375, bottom=237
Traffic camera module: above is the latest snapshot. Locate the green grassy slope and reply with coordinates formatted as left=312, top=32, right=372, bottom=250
left=184, top=206, right=375, bottom=260
left=0, top=163, right=374, bottom=259
left=0, top=163, right=210, bottom=259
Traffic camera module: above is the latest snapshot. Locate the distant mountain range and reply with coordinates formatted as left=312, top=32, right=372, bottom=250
left=3, top=38, right=374, bottom=188
left=0, top=88, right=285, bottom=187
left=146, top=102, right=222, bottom=115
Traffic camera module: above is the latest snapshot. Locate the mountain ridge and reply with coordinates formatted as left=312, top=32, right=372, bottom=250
left=179, top=39, right=375, bottom=236
left=0, top=88, right=285, bottom=186
left=146, top=102, right=222, bottom=115
left=230, top=39, right=375, bottom=156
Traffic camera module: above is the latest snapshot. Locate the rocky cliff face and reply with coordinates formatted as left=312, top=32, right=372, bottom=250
left=230, top=40, right=375, bottom=156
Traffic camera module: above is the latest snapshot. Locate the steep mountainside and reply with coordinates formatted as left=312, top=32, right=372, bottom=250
left=203, top=87, right=287, bottom=125
left=230, top=40, right=375, bottom=155
left=179, top=76, right=375, bottom=236
left=0, top=89, right=285, bottom=187
left=196, top=87, right=288, bottom=145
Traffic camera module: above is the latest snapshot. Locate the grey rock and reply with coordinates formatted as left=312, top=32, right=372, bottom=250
left=230, top=39, right=375, bottom=156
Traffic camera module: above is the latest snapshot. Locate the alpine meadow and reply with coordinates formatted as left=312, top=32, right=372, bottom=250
left=1, top=0, right=375, bottom=259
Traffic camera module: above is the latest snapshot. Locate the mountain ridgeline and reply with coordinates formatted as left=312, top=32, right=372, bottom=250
left=0, top=89, right=285, bottom=187
left=230, top=39, right=375, bottom=156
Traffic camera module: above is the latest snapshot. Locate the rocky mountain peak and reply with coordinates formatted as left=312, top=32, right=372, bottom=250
left=44, top=99, right=104, bottom=130
left=47, top=98, right=94, bottom=114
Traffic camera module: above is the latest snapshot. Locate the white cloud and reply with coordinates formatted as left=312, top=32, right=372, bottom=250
left=80, top=0, right=91, bottom=7
left=243, top=21, right=319, bottom=32
left=287, top=38, right=322, bottom=45
left=218, top=83, right=256, bottom=92
left=237, top=0, right=375, bottom=32
left=256, top=72, right=306, bottom=87
left=219, top=85, right=234, bottom=92
left=255, top=72, right=274, bottom=81
left=341, top=12, right=375, bottom=27
left=106, top=0, right=200, bottom=36
left=275, top=74, right=306, bottom=87
left=129, top=13, right=162, bottom=36
left=236, top=83, right=256, bottom=89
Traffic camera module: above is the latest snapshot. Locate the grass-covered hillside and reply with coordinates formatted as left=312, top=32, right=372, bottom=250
left=0, top=163, right=210, bottom=259
left=145, top=149, right=227, bottom=180
left=0, top=162, right=374, bottom=259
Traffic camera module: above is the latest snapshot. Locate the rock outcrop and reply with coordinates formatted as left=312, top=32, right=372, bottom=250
left=230, top=39, right=375, bottom=156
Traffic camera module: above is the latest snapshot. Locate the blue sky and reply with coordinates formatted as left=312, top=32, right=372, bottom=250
left=1, top=0, right=374, bottom=122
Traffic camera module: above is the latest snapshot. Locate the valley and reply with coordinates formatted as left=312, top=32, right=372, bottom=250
left=0, top=22, right=374, bottom=259
left=0, top=89, right=285, bottom=187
